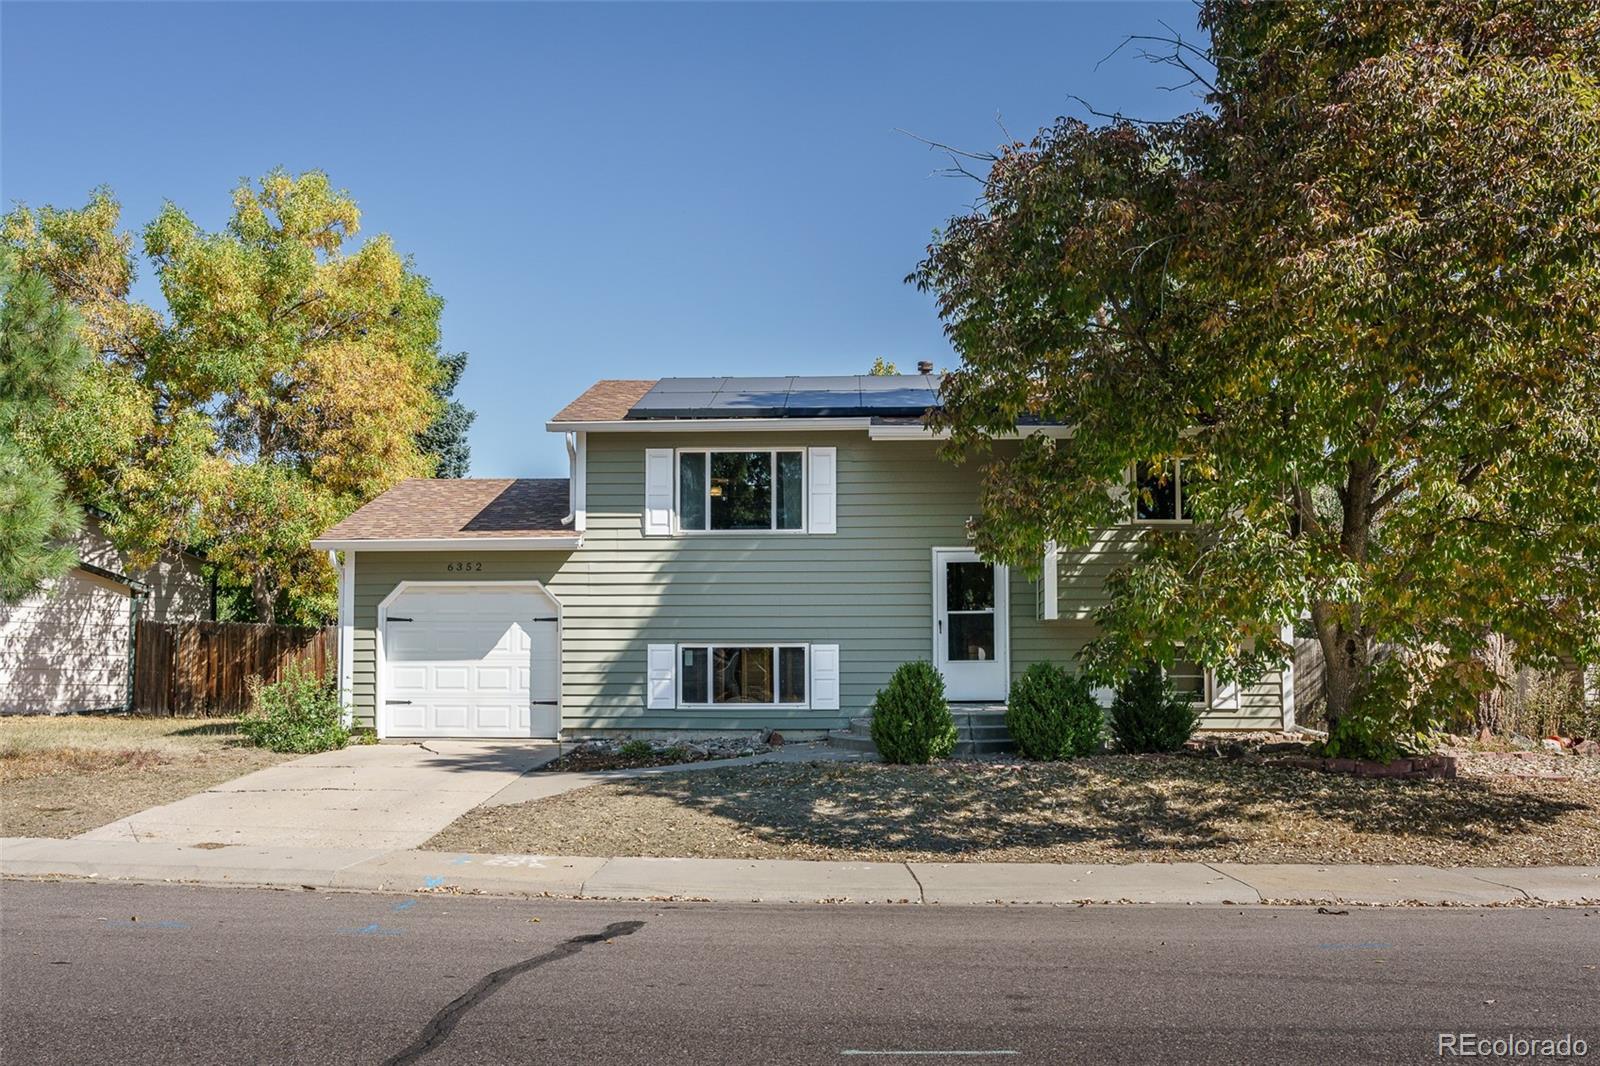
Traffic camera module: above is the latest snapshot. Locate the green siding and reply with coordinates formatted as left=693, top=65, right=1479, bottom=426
left=349, top=430, right=1284, bottom=733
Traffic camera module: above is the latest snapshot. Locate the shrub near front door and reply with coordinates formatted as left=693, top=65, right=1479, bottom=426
left=1006, top=662, right=1104, bottom=759
left=870, top=661, right=958, bottom=764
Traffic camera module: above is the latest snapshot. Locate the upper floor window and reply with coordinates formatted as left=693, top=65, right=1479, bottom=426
left=678, top=449, right=804, bottom=532
left=1133, top=459, right=1200, bottom=523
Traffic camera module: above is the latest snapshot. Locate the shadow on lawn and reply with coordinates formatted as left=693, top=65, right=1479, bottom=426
left=601, top=758, right=1592, bottom=858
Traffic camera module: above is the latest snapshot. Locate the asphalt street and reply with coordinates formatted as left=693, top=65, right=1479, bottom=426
left=1, top=879, right=1596, bottom=1065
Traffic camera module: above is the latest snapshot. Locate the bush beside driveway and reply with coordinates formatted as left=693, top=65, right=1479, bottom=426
left=0, top=716, right=291, bottom=838
left=426, top=753, right=1600, bottom=867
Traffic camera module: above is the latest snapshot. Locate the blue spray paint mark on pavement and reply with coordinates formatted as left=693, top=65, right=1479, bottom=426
left=1316, top=942, right=1393, bottom=950
left=105, top=919, right=189, bottom=929
left=449, top=855, right=473, bottom=866
left=338, top=923, right=405, bottom=937
left=423, top=876, right=446, bottom=889
left=392, top=900, right=417, bottom=912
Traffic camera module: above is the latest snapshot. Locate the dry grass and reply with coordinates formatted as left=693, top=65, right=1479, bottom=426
left=429, top=753, right=1600, bottom=867
left=1, top=716, right=290, bottom=838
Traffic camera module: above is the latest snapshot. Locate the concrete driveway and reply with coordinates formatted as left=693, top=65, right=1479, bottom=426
left=79, top=742, right=557, bottom=850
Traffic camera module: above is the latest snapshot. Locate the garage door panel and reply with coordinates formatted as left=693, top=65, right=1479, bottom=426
left=475, top=705, right=513, bottom=731
left=433, top=704, right=471, bottom=730
left=381, top=584, right=560, bottom=739
left=392, top=623, right=516, bottom=662
left=390, top=704, right=427, bottom=731
left=391, top=666, right=429, bottom=694
left=474, top=665, right=513, bottom=692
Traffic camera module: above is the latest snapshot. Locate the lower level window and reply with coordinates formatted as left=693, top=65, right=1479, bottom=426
left=680, top=644, right=807, bottom=706
left=1167, top=654, right=1207, bottom=706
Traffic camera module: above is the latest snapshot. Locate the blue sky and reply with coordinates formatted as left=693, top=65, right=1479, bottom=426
left=2, top=1, right=1204, bottom=477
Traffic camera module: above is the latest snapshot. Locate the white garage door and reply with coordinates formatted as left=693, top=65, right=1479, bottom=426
left=380, top=583, right=561, bottom=739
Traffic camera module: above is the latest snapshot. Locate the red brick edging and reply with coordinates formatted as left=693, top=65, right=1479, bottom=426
left=1281, top=754, right=1458, bottom=780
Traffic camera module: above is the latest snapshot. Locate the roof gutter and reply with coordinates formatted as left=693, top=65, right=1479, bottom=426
left=310, top=536, right=584, bottom=552
left=546, top=417, right=1075, bottom=439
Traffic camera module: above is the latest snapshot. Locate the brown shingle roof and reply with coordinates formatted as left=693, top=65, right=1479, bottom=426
left=316, top=478, right=572, bottom=542
left=551, top=379, right=656, bottom=422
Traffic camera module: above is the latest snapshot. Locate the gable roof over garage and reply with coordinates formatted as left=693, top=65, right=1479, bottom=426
left=312, top=478, right=579, bottom=551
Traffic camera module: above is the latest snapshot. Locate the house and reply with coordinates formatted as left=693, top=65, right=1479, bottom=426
left=312, top=374, right=1294, bottom=740
left=0, top=515, right=212, bottom=715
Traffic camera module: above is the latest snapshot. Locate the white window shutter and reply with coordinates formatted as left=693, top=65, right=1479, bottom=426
left=810, top=644, right=840, bottom=710
left=646, top=644, right=676, bottom=709
left=643, top=448, right=673, bottom=536
left=1040, top=540, right=1059, bottom=620
left=1210, top=671, right=1240, bottom=711
left=1110, top=465, right=1132, bottom=521
left=808, top=447, right=837, bottom=534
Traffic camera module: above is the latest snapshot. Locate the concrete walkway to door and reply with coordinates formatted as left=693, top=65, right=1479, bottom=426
left=79, top=742, right=559, bottom=850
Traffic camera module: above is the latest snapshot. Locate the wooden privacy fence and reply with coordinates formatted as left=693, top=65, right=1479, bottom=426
left=1293, top=637, right=1327, bottom=726
left=133, top=620, right=335, bottom=716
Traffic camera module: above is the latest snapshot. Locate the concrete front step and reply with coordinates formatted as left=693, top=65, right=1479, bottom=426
left=825, top=730, right=880, bottom=754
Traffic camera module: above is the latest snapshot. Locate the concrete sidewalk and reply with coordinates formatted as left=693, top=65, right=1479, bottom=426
left=5, top=837, right=1596, bottom=906
left=78, top=741, right=559, bottom=850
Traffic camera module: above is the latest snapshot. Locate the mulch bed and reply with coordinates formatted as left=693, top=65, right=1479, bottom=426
left=429, top=750, right=1600, bottom=867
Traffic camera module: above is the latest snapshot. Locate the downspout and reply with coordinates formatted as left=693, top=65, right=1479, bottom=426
left=558, top=431, right=587, bottom=532
left=561, top=432, right=577, bottom=526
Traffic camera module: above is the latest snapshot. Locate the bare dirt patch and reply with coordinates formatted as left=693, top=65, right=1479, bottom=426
left=428, top=753, right=1600, bottom=867
left=1, top=716, right=290, bottom=838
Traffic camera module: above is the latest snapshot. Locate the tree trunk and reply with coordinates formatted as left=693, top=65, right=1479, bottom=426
left=1473, top=633, right=1513, bottom=735
left=1314, top=605, right=1370, bottom=729
left=1311, top=454, right=1382, bottom=731
left=250, top=572, right=276, bottom=626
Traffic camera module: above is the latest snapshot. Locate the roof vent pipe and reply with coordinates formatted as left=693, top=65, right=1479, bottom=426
left=916, top=360, right=934, bottom=375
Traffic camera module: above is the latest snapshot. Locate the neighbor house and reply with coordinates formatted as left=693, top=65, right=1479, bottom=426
left=312, top=374, right=1295, bottom=740
left=0, top=515, right=212, bottom=715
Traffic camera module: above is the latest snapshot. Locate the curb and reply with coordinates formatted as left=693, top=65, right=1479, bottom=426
left=4, top=839, right=1598, bottom=907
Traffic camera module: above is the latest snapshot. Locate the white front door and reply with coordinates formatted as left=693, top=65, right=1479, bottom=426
left=933, top=549, right=1009, bottom=702
left=380, top=583, right=561, bottom=739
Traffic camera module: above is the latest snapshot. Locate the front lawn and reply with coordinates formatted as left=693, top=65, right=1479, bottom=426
left=0, top=716, right=291, bottom=838
left=427, top=752, right=1600, bottom=867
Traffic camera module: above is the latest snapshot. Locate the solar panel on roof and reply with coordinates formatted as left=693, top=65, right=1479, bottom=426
left=627, top=390, right=721, bottom=417
left=861, top=388, right=938, bottom=409
left=789, top=375, right=862, bottom=389
left=649, top=377, right=729, bottom=393
left=784, top=390, right=863, bottom=416
left=704, top=387, right=789, bottom=417
left=623, top=374, right=939, bottom=419
left=859, top=373, right=935, bottom=392
left=719, top=376, right=794, bottom=391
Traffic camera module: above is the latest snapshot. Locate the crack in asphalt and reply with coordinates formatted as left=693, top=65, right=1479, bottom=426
left=381, top=920, right=646, bottom=1066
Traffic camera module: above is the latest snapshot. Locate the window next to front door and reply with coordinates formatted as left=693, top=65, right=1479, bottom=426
left=677, top=450, right=805, bottom=532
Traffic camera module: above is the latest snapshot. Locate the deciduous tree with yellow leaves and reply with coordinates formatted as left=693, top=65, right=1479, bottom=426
left=4, top=169, right=472, bottom=624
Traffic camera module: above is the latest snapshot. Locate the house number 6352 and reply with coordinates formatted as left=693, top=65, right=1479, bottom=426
left=445, top=561, right=483, bottom=572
